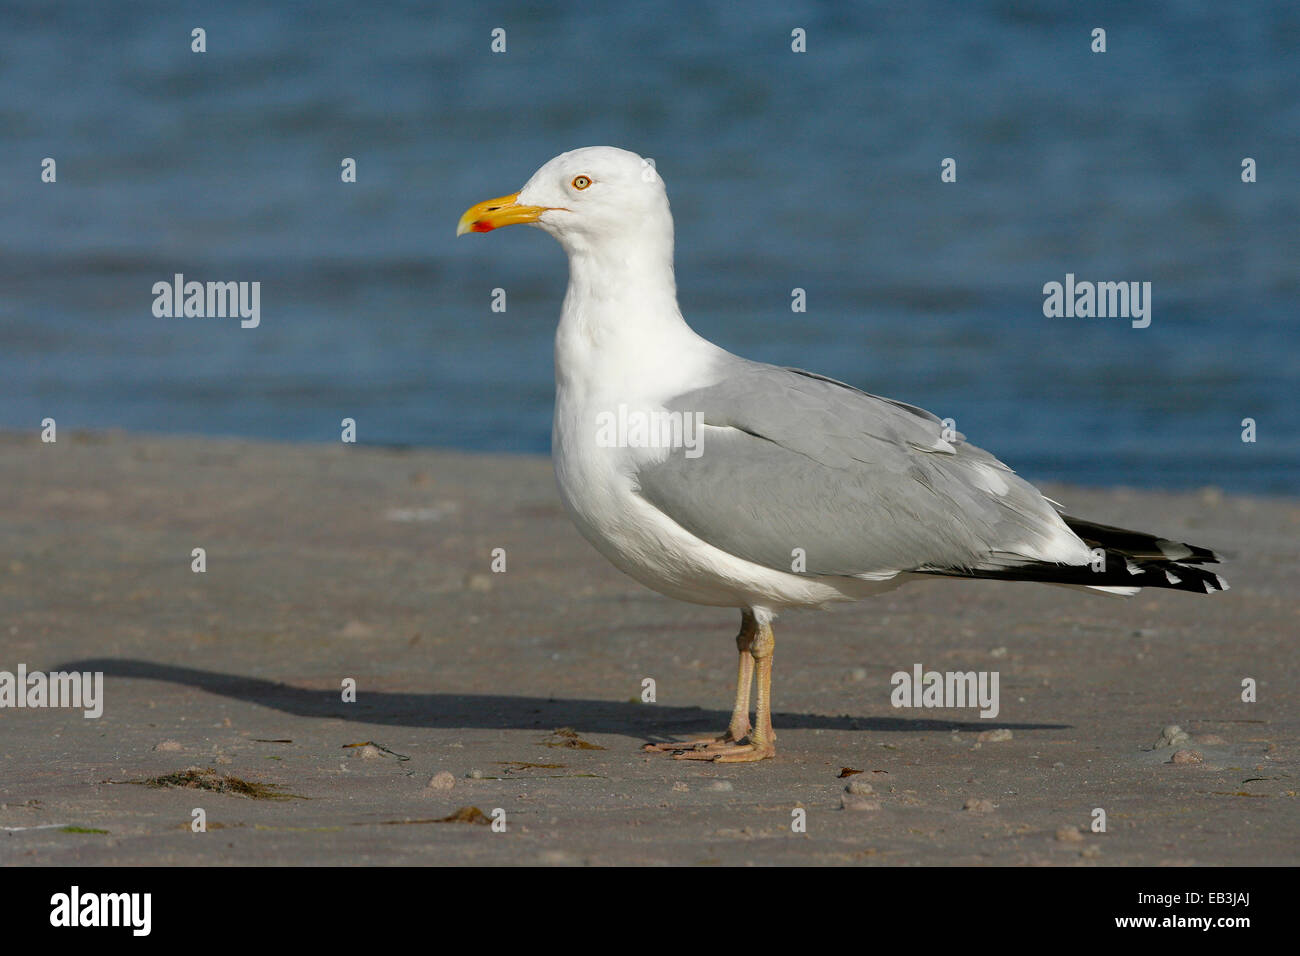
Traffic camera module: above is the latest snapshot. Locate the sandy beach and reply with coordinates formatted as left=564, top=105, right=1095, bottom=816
left=1, top=429, right=1295, bottom=865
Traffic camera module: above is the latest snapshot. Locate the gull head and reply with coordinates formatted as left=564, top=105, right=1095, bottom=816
left=457, top=146, right=672, bottom=256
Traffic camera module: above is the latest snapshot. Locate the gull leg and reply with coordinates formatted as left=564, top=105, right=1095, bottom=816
left=726, top=621, right=756, bottom=742
left=643, top=610, right=756, bottom=754
left=707, top=616, right=776, bottom=763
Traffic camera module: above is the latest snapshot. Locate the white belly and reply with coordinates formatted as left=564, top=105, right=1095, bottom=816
left=552, top=387, right=901, bottom=610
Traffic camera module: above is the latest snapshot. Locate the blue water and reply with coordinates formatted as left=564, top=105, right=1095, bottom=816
left=3, top=1, right=1297, bottom=493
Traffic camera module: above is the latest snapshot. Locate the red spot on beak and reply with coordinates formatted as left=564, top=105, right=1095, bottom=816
left=470, top=220, right=495, bottom=233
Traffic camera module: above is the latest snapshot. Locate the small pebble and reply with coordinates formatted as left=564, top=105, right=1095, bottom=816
left=426, top=771, right=456, bottom=791
left=356, top=744, right=383, bottom=760
left=707, top=780, right=733, bottom=792
left=977, top=729, right=1013, bottom=743
left=154, top=740, right=183, bottom=752
left=215, top=755, right=233, bottom=765
left=468, top=769, right=483, bottom=779
left=1170, top=749, right=1204, bottom=765
left=1196, top=734, right=1226, bottom=746
left=671, top=781, right=689, bottom=792
left=850, top=667, right=867, bottom=681
left=1055, top=826, right=1084, bottom=843
left=990, top=646, right=1008, bottom=658
left=466, top=573, right=493, bottom=592
left=1154, top=724, right=1190, bottom=749
left=845, top=780, right=875, bottom=796
left=963, top=798, right=996, bottom=813
left=1080, top=845, right=1102, bottom=859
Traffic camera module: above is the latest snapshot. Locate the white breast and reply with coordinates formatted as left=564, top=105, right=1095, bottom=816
left=552, top=375, right=897, bottom=610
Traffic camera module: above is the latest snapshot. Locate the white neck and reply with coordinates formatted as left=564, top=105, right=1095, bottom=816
left=553, top=230, right=717, bottom=402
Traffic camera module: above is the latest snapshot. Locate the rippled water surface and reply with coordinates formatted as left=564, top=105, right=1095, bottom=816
left=3, top=1, right=1296, bottom=493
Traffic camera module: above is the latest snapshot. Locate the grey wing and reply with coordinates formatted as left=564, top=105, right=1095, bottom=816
left=634, top=359, right=1086, bottom=579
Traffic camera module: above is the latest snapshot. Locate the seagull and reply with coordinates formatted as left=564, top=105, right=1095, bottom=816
left=457, top=146, right=1227, bottom=763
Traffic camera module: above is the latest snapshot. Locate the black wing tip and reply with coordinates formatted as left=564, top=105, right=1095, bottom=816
left=1061, top=515, right=1221, bottom=566
left=921, top=554, right=1228, bottom=594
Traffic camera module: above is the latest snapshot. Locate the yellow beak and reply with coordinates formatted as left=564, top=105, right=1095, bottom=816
left=456, top=192, right=553, bottom=236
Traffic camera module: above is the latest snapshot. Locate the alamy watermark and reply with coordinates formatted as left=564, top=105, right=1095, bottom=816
left=152, top=273, right=260, bottom=328
left=890, top=663, right=1000, bottom=718
left=1042, top=273, right=1151, bottom=328
left=50, top=886, right=150, bottom=936
left=594, top=404, right=704, bottom=458
left=0, top=664, right=103, bottom=718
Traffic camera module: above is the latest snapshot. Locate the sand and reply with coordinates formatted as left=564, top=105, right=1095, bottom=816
left=1, top=430, right=1295, bottom=865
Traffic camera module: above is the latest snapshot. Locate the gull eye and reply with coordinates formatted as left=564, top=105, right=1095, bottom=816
left=571, top=175, right=591, bottom=190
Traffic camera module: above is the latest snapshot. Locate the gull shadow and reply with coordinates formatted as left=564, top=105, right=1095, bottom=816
left=54, top=658, right=1070, bottom=738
